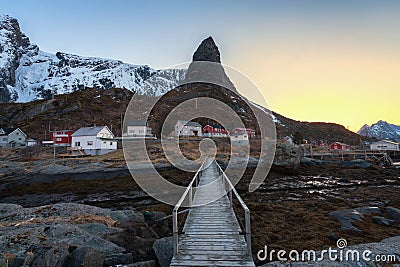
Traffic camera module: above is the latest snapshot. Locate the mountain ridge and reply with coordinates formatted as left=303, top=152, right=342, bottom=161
left=357, top=120, right=400, bottom=141
left=0, top=14, right=185, bottom=102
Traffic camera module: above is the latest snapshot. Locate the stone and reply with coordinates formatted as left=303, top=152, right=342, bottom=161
left=329, top=207, right=381, bottom=233
left=273, top=143, right=302, bottom=174
left=66, top=246, right=105, bottom=267
left=104, top=253, right=133, bottom=266
left=29, top=245, right=70, bottom=267
left=386, top=206, right=400, bottom=221
left=125, top=261, right=155, bottom=267
left=153, top=236, right=174, bottom=267
left=192, top=36, right=221, bottom=63
left=372, top=216, right=394, bottom=226
left=340, top=159, right=372, bottom=168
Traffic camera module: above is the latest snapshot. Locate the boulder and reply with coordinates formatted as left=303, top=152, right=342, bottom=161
left=104, top=253, right=133, bottom=266
left=386, top=206, right=400, bottom=221
left=153, top=236, right=174, bottom=267
left=66, top=247, right=105, bottom=267
left=29, top=245, right=70, bottom=267
left=372, top=216, right=394, bottom=226
left=340, top=159, right=372, bottom=168
left=273, top=143, right=302, bottom=174
left=329, top=207, right=381, bottom=233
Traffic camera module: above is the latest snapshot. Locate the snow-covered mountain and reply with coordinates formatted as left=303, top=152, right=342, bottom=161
left=357, top=120, right=400, bottom=141
left=0, top=14, right=185, bottom=102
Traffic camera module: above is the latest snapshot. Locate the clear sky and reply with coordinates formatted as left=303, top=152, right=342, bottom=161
left=2, top=0, right=400, bottom=132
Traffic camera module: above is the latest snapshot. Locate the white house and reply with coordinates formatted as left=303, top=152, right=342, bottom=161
left=175, top=120, right=202, bottom=137
left=0, top=127, right=27, bottom=148
left=370, top=140, right=399, bottom=151
left=71, top=126, right=117, bottom=156
left=230, top=132, right=249, bottom=146
left=125, top=120, right=152, bottom=138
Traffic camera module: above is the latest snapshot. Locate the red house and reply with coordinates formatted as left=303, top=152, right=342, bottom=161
left=203, top=125, right=229, bottom=137
left=232, top=128, right=256, bottom=138
left=50, top=130, right=74, bottom=146
left=329, top=142, right=350, bottom=151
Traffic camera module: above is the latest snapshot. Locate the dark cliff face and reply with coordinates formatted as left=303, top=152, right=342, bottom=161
left=192, top=37, right=221, bottom=63
left=185, top=36, right=236, bottom=91
left=0, top=15, right=31, bottom=102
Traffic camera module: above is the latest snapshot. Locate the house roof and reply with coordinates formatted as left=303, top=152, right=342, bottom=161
left=205, top=124, right=226, bottom=130
left=178, top=120, right=202, bottom=127
left=331, top=142, right=349, bottom=146
left=127, top=120, right=148, bottom=126
left=72, top=126, right=112, bottom=137
left=374, top=140, right=399, bottom=145
left=0, top=127, right=26, bottom=137
left=234, top=128, right=255, bottom=131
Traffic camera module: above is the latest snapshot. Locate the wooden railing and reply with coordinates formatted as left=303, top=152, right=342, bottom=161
left=172, top=156, right=209, bottom=255
left=215, top=161, right=252, bottom=256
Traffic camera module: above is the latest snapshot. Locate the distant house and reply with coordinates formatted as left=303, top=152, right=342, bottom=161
left=370, top=140, right=399, bottom=151
left=232, top=128, right=256, bottom=138
left=50, top=130, right=74, bottom=146
left=203, top=125, right=229, bottom=137
left=175, top=120, right=202, bottom=137
left=230, top=132, right=249, bottom=145
left=0, top=127, right=27, bottom=148
left=71, top=126, right=117, bottom=156
left=27, top=139, right=37, bottom=147
left=125, top=120, right=152, bottom=138
left=329, top=142, right=350, bottom=151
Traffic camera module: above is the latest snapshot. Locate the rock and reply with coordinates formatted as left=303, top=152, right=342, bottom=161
left=110, top=210, right=145, bottom=223
left=372, top=216, right=394, bottom=226
left=340, top=159, right=372, bottom=168
left=66, top=247, right=105, bottom=267
left=128, top=260, right=155, bottom=267
left=104, top=253, right=133, bottom=266
left=386, top=206, right=400, bottom=221
left=29, top=245, right=70, bottom=267
left=143, top=211, right=169, bottom=237
left=153, top=236, right=174, bottom=267
left=300, top=157, right=316, bottom=166
left=273, top=143, right=302, bottom=174
left=329, top=207, right=381, bottom=233
left=192, top=36, right=221, bottom=63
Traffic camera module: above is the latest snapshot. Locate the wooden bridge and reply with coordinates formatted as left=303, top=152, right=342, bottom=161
left=170, top=158, right=255, bottom=267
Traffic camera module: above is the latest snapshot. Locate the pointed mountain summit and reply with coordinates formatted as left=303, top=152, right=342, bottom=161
left=184, top=36, right=235, bottom=91
left=192, top=36, right=221, bottom=63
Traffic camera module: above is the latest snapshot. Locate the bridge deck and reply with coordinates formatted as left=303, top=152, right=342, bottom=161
left=170, top=162, right=255, bottom=267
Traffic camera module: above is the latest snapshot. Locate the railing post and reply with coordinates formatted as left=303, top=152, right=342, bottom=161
left=229, top=189, right=233, bottom=207
left=189, top=186, right=192, bottom=207
left=173, top=208, right=178, bottom=255
left=245, top=209, right=252, bottom=256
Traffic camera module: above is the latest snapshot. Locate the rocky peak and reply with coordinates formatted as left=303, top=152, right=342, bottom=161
left=192, top=36, right=221, bottom=63
left=185, top=36, right=235, bottom=91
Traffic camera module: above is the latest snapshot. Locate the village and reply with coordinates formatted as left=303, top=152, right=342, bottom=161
left=0, top=119, right=399, bottom=159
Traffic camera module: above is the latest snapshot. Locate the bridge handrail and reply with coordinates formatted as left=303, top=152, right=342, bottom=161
left=214, top=160, right=252, bottom=256
left=172, top=156, right=209, bottom=255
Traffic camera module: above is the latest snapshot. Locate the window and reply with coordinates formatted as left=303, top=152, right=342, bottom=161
left=16, top=132, right=19, bottom=135
left=87, top=141, right=93, bottom=146
left=2, top=138, right=6, bottom=141
left=18, top=138, right=21, bottom=140
left=129, top=130, right=135, bottom=134
left=139, top=130, right=144, bottom=133
left=75, top=142, right=80, bottom=147
left=110, top=142, right=113, bottom=145
left=56, top=138, right=62, bottom=142
left=103, top=141, right=106, bottom=144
